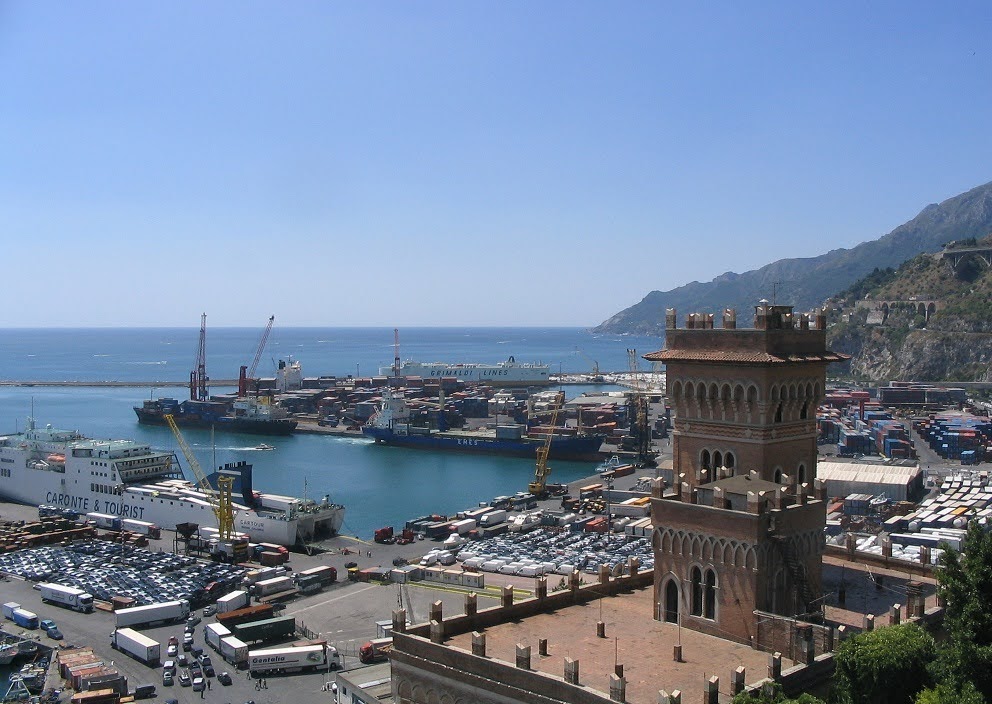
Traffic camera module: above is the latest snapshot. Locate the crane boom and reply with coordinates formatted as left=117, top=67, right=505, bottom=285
left=249, top=316, right=275, bottom=381
left=529, top=391, right=565, bottom=496
left=164, top=413, right=235, bottom=541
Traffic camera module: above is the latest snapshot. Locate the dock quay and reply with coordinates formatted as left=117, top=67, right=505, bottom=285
left=0, top=380, right=238, bottom=388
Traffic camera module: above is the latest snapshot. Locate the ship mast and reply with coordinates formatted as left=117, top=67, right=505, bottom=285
left=393, top=328, right=401, bottom=378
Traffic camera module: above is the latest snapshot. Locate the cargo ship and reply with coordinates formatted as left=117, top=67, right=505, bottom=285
left=0, top=418, right=343, bottom=546
left=134, top=396, right=298, bottom=436
left=380, top=356, right=551, bottom=387
left=362, top=390, right=605, bottom=461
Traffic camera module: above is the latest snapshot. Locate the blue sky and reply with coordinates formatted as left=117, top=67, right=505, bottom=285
left=2, top=2, right=991, bottom=327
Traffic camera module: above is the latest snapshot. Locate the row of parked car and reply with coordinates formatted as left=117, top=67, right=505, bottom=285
left=162, top=623, right=232, bottom=690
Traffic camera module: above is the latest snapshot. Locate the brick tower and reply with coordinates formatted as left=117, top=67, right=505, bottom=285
left=644, top=303, right=848, bottom=644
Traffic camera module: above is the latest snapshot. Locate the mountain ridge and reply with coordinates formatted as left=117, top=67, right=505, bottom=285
left=595, top=181, right=992, bottom=335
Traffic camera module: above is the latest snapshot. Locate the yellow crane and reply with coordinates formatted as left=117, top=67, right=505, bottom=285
left=163, top=413, right=236, bottom=542
left=529, top=391, right=565, bottom=496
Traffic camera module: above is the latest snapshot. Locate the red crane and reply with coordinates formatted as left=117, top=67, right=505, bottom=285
left=239, top=315, right=275, bottom=397
left=189, top=313, right=208, bottom=401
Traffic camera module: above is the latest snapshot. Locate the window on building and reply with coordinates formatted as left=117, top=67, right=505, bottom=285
left=701, top=450, right=711, bottom=471
left=690, top=566, right=703, bottom=616
left=774, top=403, right=783, bottom=423
left=704, top=568, right=717, bottom=619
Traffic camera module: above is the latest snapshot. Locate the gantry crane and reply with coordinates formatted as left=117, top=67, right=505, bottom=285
left=189, top=313, right=208, bottom=401
left=164, top=413, right=236, bottom=546
left=529, top=391, right=566, bottom=496
left=239, top=315, right=275, bottom=397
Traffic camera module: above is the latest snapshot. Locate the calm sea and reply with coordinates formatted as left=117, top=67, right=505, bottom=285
left=0, top=327, right=663, bottom=538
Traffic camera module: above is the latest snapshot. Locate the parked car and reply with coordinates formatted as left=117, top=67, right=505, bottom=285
left=168, top=635, right=179, bottom=647
left=46, top=627, right=63, bottom=640
left=163, top=660, right=176, bottom=675
left=178, top=672, right=191, bottom=687
left=177, top=654, right=188, bottom=667
left=40, top=619, right=56, bottom=632
left=166, top=643, right=178, bottom=657
left=203, top=664, right=215, bottom=678
left=162, top=671, right=174, bottom=687
left=217, top=672, right=232, bottom=686
left=203, top=604, right=217, bottom=617
left=186, top=613, right=201, bottom=627
left=192, top=677, right=205, bottom=693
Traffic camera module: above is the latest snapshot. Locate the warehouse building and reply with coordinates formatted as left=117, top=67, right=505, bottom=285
left=816, top=460, right=923, bottom=502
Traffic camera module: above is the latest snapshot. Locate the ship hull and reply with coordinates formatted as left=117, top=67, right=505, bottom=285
left=0, top=428, right=341, bottom=546
left=362, top=426, right=604, bottom=461
left=134, top=408, right=297, bottom=436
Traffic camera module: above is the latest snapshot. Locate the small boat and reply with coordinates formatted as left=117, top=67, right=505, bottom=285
left=254, top=443, right=275, bottom=451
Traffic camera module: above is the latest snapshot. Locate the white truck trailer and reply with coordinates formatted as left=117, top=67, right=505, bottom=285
left=115, top=600, right=190, bottom=629
left=251, top=576, right=294, bottom=598
left=247, top=644, right=328, bottom=675
left=39, top=583, right=94, bottom=613
left=219, top=635, right=249, bottom=665
left=204, top=622, right=232, bottom=651
left=215, top=590, right=250, bottom=614
left=111, top=628, right=161, bottom=666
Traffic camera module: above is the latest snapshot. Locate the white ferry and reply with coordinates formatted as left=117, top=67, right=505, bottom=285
left=0, top=419, right=344, bottom=546
left=380, top=356, right=551, bottom=386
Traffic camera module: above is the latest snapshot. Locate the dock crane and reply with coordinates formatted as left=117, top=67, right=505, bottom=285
left=189, top=313, right=209, bottom=401
left=626, top=349, right=656, bottom=467
left=574, top=347, right=604, bottom=383
left=164, top=413, right=246, bottom=561
left=529, top=391, right=566, bottom=497
left=239, top=315, right=275, bottom=397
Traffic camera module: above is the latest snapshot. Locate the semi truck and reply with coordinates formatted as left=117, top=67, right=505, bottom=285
left=39, top=583, right=95, bottom=613
left=111, top=628, right=161, bottom=666
left=478, top=509, right=507, bottom=527
left=120, top=519, right=161, bottom=539
left=204, top=622, right=232, bottom=651
left=242, top=566, right=284, bottom=587
left=294, top=573, right=324, bottom=595
left=12, top=608, right=39, bottom=629
left=85, top=512, right=122, bottom=531
left=359, top=637, right=393, bottom=664
left=247, top=644, right=327, bottom=675
left=114, top=600, right=190, bottom=629
left=251, top=576, right=295, bottom=598
left=219, top=635, right=249, bottom=665
left=230, top=615, right=296, bottom=644
left=215, top=590, right=250, bottom=614
left=215, top=603, right=275, bottom=628
left=296, top=565, right=336, bottom=586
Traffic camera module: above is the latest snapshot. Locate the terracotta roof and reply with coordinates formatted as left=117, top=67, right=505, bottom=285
left=643, top=349, right=850, bottom=364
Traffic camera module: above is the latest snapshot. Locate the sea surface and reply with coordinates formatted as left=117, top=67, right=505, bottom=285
left=0, top=327, right=663, bottom=539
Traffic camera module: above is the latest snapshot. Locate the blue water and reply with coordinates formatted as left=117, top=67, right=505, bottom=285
left=0, top=328, right=661, bottom=539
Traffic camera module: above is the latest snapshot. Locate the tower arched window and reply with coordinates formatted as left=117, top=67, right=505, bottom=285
left=774, top=467, right=783, bottom=484
left=701, top=450, right=711, bottom=471
left=713, top=451, right=723, bottom=472
left=703, top=568, right=717, bottom=619
left=725, top=452, right=736, bottom=475
left=690, top=566, right=703, bottom=616
left=774, top=403, right=783, bottom=423
left=798, top=463, right=807, bottom=484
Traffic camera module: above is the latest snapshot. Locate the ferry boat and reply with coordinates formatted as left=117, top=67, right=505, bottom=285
left=134, top=396, right=298, bottom=436
left=380, top=356, right=551, bottom=387
left=0, top=419, right=343, bottom=546
left=363, top=390, right=605, bottom=461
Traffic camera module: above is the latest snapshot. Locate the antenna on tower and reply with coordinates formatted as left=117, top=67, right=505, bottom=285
left=393, top=328, right=401, bottom=378
left=772, top=282, right=783, bottom=305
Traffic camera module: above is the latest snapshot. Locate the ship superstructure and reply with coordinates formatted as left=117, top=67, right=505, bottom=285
left=0, top=419, right=342, bottom=545
left=380, top=356, right=551, bottom=386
